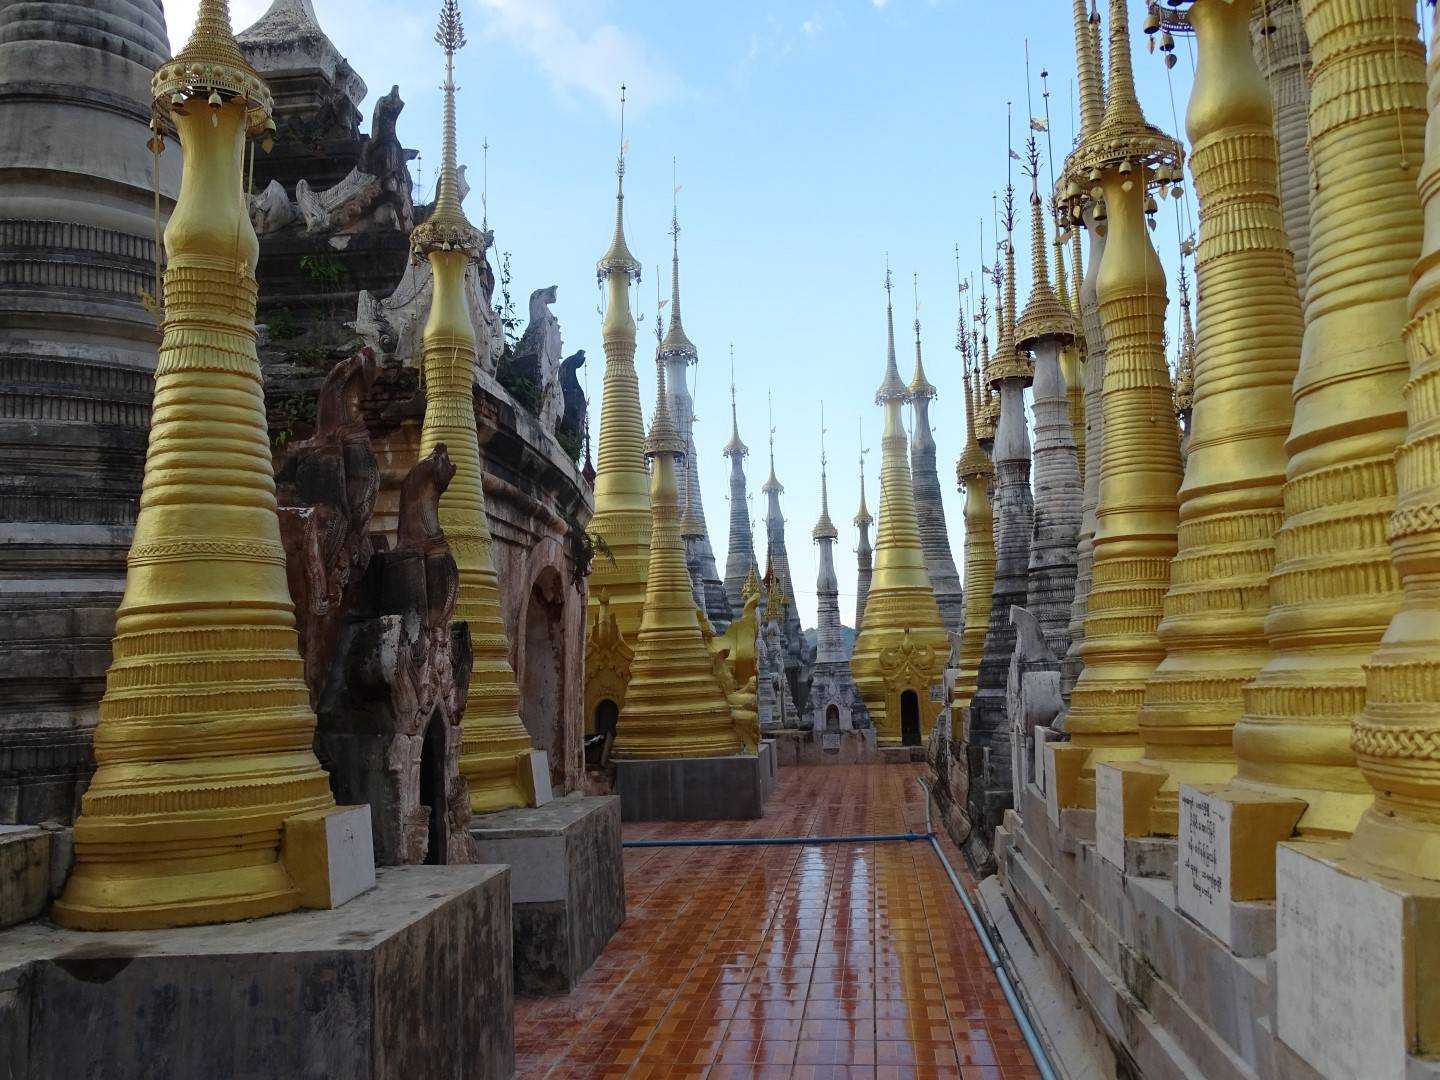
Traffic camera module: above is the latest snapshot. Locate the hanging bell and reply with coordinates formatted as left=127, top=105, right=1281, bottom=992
left=146, top=133, right=164, bottom=155
left=1160, top=30, right=1175, bottom=53
left=1171, top=183, right=1184, bottom=200
left=1143, top=8, right=1161, bottom=34
left=1093, top=200, right=1107, bottom=222
left=1145, top=195, right=1158, bottom=215
left=1088, top=167, right=1100, bottom=183
left=207, top=90, right=222, bottom=109
left=260, top=117, right=277, bottom=153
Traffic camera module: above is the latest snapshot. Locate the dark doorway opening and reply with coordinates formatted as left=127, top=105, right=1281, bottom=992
left=900, top=690, right=921, bottom=747
left=595, top=699, right=619, bottom=740
left=826, top=704, right=840, bottom=732
left=419, top=710, right=447, bottom=865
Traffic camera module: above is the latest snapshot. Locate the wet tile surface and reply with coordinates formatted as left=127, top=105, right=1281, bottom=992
left=515, top=764, right=1041, bottom=1079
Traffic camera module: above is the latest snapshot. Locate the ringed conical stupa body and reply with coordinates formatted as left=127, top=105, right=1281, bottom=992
left=850, top=274, right=949, bottom=746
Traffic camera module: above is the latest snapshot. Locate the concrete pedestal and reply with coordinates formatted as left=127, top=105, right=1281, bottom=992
left=770, top=728, right=878, bottom=766
left=758, top=740, right=777, bottom=798
left=0, top=866, right=514, bottom=1080
left=469, top=794, right=624, bottom=995
left=615, top=753, right=769, bottom=821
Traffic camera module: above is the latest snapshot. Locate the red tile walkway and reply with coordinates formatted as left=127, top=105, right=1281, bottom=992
left=515, top=764, right=1040, bottom=1079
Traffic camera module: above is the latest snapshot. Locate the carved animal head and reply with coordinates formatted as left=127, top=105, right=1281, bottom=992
left=315, top=347, right=379, bottom=435
left=397, top=444, right=456, bottom=551
left=528, top=285, right=558, bottom=324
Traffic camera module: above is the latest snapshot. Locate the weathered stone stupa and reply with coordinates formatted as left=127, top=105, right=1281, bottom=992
left=760, top=410, right=810, bottom=710
left=0, top=0, right=179, bottom=823
left=721, top=354, right=758, bottom=619
left=660, top=190, right=731, bottom=631
left=1016, top=155, right=1081, bottom=664
left=967, top=174, right=1035, bottom=839
left=807, top=413, right=868, bottom=732
left=853, top=452, right=875, bottom=630
left=907, top=295, right=965, bottom=642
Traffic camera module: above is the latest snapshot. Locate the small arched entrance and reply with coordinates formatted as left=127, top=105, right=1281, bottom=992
left=419, top=710, right=447, bottom=865
left=825, top=704, right=840, bottom=732
left=900, top=690, right=921, bottom=747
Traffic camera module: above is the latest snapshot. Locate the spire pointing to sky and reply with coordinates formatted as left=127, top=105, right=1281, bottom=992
left=722, top=343, right=757, bottom=618
left=1072, top=0, right=1103, bottom=142
left=661, top=158, right=696, bottom=357
left=909, top=273, right=936, bottom=401
left=878, top=260, right=908, bottom=403
left=723, top=343, right=747, bottom=458
left=762, top=389, right=781, bottom=494
left=813, top=403, right=838, bottom=541
left=428, top=0, right=468, bottom=230
left=598, top=84, right=640, bottom=277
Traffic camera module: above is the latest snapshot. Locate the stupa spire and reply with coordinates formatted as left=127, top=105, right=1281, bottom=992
left=1073, top=0, right=1104, bottom=140
left=661, top=159, right=696, bottom=357
left=586, top=84, right=650, bottom=704
left=723, top=344, right=748, bottom=458
left=428, top=0, right=468, bottom=230
left=813, top=404, right=838, bottom=541
left=878, top=261, right=908, bottom=403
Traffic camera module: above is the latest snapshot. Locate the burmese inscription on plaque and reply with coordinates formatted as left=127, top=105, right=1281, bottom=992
left=1095, top=764, right=1124, bottom=869
left=1276, top=844, right=1408, bottom=1080
left=1177, top=785, right=1230, bottom=942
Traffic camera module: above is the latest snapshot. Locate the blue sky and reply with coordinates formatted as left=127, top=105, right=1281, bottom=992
left=168, top=0, right=1200, bottom=626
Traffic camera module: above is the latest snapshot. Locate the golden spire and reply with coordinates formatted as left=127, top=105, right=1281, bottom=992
left=152, top=0, right=274, bottom=144
left=813, top=403, right=839, bottom=541
left=1072, top=0, right=1104, bottom=142
left=723, top=342, right=748, bottom=458
left=850, top=269, right=951, bottom=744
left=855, top=449, right=873, bottom=528
left=990, top=110, right=1034, bottom=386
left=953, top=345, right=996, bottom=719
left=761, top=389, right=782, bottom=494
left=908, top=274, right=937, bottom=401
left=597, top=86, right=641, bottom=278
left=409, top=0, right=538, bottom=813
left=411, top=0, right=479, bottom=259
left=1016, top=133, right=1078, bottom=351
left=586, top=82, right=650, bottom=661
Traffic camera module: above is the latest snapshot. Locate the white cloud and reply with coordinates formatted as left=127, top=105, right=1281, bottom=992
left=802, top=15, right=824, bottom=36
left=871, top=0, right=889, bottom=7
left=474, top=0, right=682, bottom=117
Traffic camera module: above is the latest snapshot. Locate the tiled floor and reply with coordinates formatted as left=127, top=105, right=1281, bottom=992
left=515, top=764, right=1042, bottom=1079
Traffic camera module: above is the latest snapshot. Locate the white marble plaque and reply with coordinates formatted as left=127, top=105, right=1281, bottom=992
left=1276, top=845, right=1408, bottom=1080
left=322, top=805, right=376, bottom=908
left=1095, top=764, right=1125, bottom=869
left=1177, top=785, right=1231, bottom=943
left=528, top=750, right=555, bottom=806
left=1044, top=744, right=1060, bottom=827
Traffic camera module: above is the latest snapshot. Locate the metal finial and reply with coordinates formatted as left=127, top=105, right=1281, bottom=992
left=436, top=0, right=467, bottom=55
left=481, top=135, right=489, bottom=232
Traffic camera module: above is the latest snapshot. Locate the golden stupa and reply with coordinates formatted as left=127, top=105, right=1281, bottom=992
left=1059, top=0, right=1185, bottom=806
left=1129, top=0, right=1304, bottom=835
left=411, top=1, right=538, bottom=814
left=953, top=337, right=996, bottom=723
left=54, top=0, right=337, bottom=930
left=1229, top=0, right=1421, bottom=834
left=584, top=92, right=650, bottom=726
left=611, top=362, right=742, bottom=759
left=849, top=270, right=950, bottom=746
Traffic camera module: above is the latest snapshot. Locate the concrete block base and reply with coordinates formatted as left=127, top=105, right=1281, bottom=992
left=879, top=745, right=926, bottom=765
left=615, top=753, right=769, bottom=821
left=0, top=866, right=514, bottom=1080
left=470, top=794, right=624, bottom=995
left=770, top=729, right=878, bottom=766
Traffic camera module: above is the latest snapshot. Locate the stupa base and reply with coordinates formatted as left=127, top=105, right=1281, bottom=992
left=470, top=794, right=624, bottom=995
left=615, top=752, right=772, bottom=821
left=0, top=865, right=513, bottom=1080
